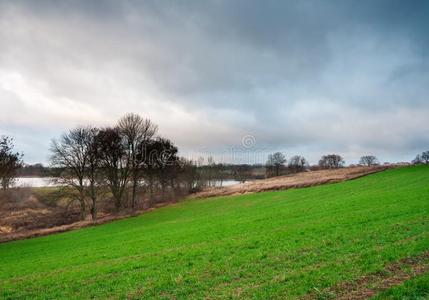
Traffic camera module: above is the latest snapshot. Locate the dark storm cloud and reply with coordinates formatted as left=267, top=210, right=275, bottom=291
left=0, top=0, right=428, bottom=163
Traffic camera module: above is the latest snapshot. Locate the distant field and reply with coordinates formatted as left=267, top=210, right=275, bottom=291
left=0, top=166, right=428, bottom=299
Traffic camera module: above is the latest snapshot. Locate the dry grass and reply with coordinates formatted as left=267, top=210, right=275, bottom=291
left=0, top=201, right=174, bottom=243
left=194, top=166, right=388, bottom=198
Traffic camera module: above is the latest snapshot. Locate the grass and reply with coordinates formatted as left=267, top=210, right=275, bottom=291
left=371, top=272, right=429, bottom=299
left=0, top=165, right=428, bottom=299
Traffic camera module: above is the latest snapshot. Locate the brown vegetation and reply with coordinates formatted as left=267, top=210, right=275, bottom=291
left=194, top=166, right=388, bottom=198
left=0, top=203, right=173, bottom=243
left=0, top=187, right=183, bottom=243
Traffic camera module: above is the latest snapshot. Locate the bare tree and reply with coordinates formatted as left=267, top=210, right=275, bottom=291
left=412, top=154, right=422, bottom=164
left=359, top=155, right=379, bottom=166
left=266, top=152, right=286, bottom=176
left=288, top=155, right=308, bottom=173
left=137, top=137, right=178, bottom=205
left=319, top=154, right=345, bottom=169
left=214, top=163, right=226, bottom=187
left=421, top=151, right=429, bottom=164
left=137, top=138, right=158, bottom=205
left=50, top=127, right=95, bottom=219
left=233, top=164, right=252, bottom=183
left=156, top=138, right=179, bottom=201
left=85, top=127, right=104, bottom=221
left=413, top=151, right=429, bottom=164
left=118, top=113, right=158, bottom=210
left=0, top=136, right=23, bottom=191
left=180, top=158, right=199, bottom=192
left=96, top=127, right=130, bottom=211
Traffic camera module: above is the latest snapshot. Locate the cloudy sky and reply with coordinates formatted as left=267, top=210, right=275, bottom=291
left=0, top=0, right=428, bottom=164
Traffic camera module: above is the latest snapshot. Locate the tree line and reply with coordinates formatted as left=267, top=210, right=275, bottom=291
left=1, top=124, right=428, bottom=219
left=412, top=151, right=429, bottom=164
left=49, top=113, right=197, bottom=220
left=265, top=153, right=383, bottom=177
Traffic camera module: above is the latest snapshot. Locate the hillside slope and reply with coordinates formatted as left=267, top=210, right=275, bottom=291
left=0, top=166, right=428, bottom=299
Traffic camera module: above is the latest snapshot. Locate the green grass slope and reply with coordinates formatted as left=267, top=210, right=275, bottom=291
left=1, top=166, right=428, bottom=299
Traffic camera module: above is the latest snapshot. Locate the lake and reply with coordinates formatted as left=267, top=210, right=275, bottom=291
left=14, top=177, right=241, bottom=188
left=15, top=177, right=59, bottom=188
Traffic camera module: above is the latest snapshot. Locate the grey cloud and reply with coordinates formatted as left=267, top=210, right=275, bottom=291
left=0, top=0, right=428, bottom=164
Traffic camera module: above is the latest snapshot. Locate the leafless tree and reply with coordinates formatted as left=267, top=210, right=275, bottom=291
left=359, top=155, right=379, bottom=166
left=0, top=136, right=23, bottom=191
left=180, top=158, right=199, bottom=192
left=266, top=152, right=286, bottom=176
left=155, top=139, right=177, bottom=201
left=413, top=151, right=429, bottom=164
left=214, top=163, right=226, bottom=187
left=137, top=138, right=157, bottom=204
left=50, top=127, right=95, bottom=219
left=233, top=164, right=252, bottom=183
left=412, top=154, right=423, bottom=164
left=118, top=113, right=158, bottom=210
left=318, top=154, right=345, bottom=169
left=288, top=155, right=308, bottom=173
left=85, top=127, right=104, bottom=221
left=421, top=151, right=429, bottom=164
left=96, top=127, right=130, bottom=211
left=137, top=137, right=179, bottom=205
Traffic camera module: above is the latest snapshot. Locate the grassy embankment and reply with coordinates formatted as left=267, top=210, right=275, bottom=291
left=0, top=165, right=428, bottom=299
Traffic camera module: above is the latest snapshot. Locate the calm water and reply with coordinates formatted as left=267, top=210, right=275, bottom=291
left=15, top=177, right=59, bottom=187
left=15, top=177, right=241, bottom=188
left=211, top=180, right=242, bottom=187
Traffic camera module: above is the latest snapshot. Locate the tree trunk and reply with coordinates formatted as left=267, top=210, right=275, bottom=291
left=79, top=199, right=87, bottom=220
left=90, top=185, right=97, bottom=221
left=112, top=187, right=122, bottom=211
left=114, top=194, right=121, bottom=211
left=161, top=184, right=165, bottom=201
left=91, top=198, right=97, bottom=221
left=1, top=178, right=8, bottom=191
left=77, top=185, right=86, bottom=220
left=131, top=176, right=137, bottom=210
left=148, top=175, right=154, bottom=207
left=170, top=178, right=176, bottom=198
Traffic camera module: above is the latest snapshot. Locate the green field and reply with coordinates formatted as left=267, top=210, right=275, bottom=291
left=1, top=166, right=428, bottom=299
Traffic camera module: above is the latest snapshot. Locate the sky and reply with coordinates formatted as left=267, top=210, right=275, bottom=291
left=0, top=0, right=428, bottom=165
